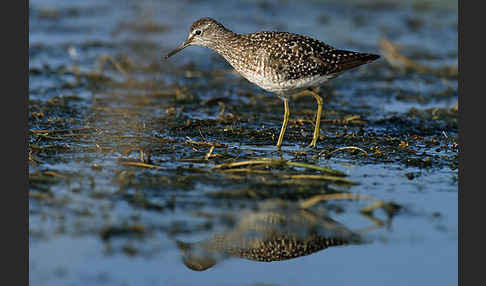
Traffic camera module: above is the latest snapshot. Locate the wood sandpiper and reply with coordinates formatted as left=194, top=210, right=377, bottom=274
left=166, top=17, right=379, bottom=150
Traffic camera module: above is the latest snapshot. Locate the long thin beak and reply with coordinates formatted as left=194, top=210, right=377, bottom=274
left=165, top=40, right=191, bottom=60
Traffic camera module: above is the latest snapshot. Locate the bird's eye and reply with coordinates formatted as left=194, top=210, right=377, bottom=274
left=195, top=30, right=202, bottom=36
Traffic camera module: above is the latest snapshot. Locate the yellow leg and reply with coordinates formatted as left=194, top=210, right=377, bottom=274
left=309, top=91, right=323, bottom=148
left=276, top=98, right=290, bottom=151
left=294, top=90, right=323, bottom=148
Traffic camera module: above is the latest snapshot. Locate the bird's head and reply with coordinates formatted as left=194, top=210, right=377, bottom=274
left=165, top=17, right=228, bottom=59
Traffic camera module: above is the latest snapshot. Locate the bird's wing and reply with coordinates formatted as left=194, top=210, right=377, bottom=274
left=257, top=32, right=378, bottom=81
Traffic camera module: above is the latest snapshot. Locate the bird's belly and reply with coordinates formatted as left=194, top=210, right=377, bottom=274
left=240, top=71, right=334, bottom=96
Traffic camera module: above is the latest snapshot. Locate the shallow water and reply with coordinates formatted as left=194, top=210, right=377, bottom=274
left=29, top=0, right=457, bottom=285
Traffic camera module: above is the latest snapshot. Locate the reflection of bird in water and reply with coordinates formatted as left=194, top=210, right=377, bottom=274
left=176, top=200, right=362, bottom=271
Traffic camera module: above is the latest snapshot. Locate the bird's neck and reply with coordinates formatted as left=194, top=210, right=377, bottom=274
left=207, top=30, right=244, bottom=59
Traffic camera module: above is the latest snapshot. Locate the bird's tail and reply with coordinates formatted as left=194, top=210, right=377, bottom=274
left=331, top=50, right=380, bottom=72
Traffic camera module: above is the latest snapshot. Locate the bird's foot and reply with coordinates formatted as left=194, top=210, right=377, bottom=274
left=307, top=141, right=317, bottom=149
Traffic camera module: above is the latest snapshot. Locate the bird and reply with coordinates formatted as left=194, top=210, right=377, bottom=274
left=165, top=17, right=379, bottom=150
